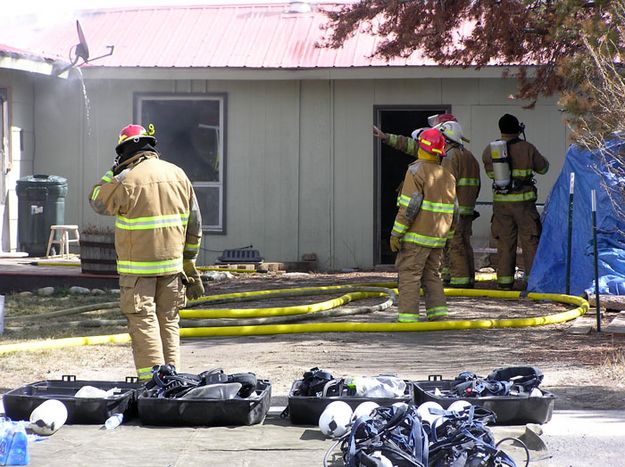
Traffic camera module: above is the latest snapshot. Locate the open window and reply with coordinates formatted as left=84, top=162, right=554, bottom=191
left=135, top=93, right=227, bottom=233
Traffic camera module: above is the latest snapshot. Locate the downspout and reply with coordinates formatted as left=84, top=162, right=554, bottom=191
left=296, top=80, right=302, bottom=260
left=329, top=79, right=335, bottom=270
left=79, top=77, right=85, bottom=227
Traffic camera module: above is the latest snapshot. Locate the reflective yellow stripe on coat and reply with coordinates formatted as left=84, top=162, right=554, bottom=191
left=421, top=200, right=455, bottom=214
left=117, top=258, right=183, bottom=275
left=402, top=232, right=447, bottom=248
left=457, top=177, right=480, bottom=187
left=116, top=212, right=190, bottom=230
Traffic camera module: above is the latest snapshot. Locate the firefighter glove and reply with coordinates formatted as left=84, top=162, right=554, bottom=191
left=390, top=236, right=402, bottom=253
left=183, top=259, right=205, bottom=300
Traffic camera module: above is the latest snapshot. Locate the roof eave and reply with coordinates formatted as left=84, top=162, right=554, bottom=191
left=0, top=54, right=71, bottom=78
left=80, top=64, right=532, bottom=81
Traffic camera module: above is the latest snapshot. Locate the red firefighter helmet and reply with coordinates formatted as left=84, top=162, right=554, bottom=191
left=418, top=128, right=446, bottom=157
left=427, top=113, right=457, bottom=127
left=115, top=124, right=156, bottom=154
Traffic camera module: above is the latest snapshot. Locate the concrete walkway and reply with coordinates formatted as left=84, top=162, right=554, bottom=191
left=23, top=409, right=625, bottom=466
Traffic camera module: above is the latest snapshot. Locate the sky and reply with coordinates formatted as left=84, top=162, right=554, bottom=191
left=2, top=0, right=294, bottom=17
left=0, top=0, right=310, bottom=47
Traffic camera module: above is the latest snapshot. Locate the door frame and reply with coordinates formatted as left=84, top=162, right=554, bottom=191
left=372, top=105, right=451, bottom=265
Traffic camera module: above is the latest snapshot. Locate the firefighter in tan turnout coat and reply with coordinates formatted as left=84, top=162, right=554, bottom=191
left=438, top=121, right=481, bottom=288
left=390, top=128, right=457, bottom=322
left=482, top=114, right=549, bottom=289
left=373, top=116, right=478, bottom=289
left=89, top=124, right=204, bottom=380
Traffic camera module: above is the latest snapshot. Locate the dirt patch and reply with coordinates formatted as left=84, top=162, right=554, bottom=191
left=1, top=272, right=623, bottom=410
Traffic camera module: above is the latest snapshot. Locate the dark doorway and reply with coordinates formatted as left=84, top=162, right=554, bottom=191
left=374, top=106, right=449, bottom=264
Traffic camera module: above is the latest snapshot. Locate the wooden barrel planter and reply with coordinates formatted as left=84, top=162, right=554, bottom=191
left=80, top=232, right=117, bottom=275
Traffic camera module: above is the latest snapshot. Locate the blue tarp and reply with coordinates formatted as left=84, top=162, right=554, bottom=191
left=528, top=140, right=625, bottom=296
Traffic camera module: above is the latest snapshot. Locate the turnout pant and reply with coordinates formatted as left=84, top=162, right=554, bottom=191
left=120, top=274, right=186, bottom=380
left=395, top=243, right=448, bottom=321
left=445, top=215, right=475, bottom=287
left=491, top=201, right=541, bottom=288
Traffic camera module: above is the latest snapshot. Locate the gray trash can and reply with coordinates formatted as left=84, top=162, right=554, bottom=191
left=16, top=175, right=68, bottom=257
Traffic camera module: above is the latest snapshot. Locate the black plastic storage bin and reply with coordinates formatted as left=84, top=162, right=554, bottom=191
left=413, top=376, right=555, bottom=425
left=2, top=375, right=141, bottom=424
left=137, top=379, right=271, bottom=426
left=287, top=379, right=414, bottom=425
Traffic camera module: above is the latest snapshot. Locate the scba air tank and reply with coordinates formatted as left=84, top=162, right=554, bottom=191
left=489, top=140, right=511, bottom=190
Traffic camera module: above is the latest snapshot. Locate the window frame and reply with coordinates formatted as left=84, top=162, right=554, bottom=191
left=133, top=92, right=227, bottom=234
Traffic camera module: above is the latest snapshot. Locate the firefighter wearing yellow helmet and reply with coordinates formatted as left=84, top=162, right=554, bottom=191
left=390, top=128, right=457, bottom=322
left=89, top=124, right=204, bottom=380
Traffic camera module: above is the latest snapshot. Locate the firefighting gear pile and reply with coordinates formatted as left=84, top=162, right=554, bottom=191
left=144, top=365, right=257, bottom=400
left=328, top=402, right=520, bottom=467
left=293, top=367, right=335, bottom=397
left=451, top=367, right=544, bottom=398
left=292, top=368, right=407, bottom=399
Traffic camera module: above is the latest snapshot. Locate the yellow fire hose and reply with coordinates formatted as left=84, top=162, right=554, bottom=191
left=0, top=286, right=588, bottom=355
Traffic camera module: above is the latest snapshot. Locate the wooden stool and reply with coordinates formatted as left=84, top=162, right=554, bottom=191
left=46, top=225, right=80, bottom=258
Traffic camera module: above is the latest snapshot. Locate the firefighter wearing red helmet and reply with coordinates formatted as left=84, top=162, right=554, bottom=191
left=373, top=115, right=479, bottom=290
left=89, top=123, right=203, bottom=380
left=390, top=127, right=457, bottom=322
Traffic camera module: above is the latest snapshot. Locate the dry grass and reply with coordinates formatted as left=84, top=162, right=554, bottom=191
left=1, top=292, right=134, bottom=390
left=600, top=347, right=625, bottom=388
left=2, top=291, right=126, bottom=342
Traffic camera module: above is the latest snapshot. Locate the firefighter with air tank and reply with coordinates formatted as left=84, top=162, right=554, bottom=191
left=482, top=114, right=549, bottom=290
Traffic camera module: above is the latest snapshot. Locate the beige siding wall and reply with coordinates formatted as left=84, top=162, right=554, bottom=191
left=0, top=69, right=37, bottom=252
left=32, top=74, right=568, bottom=269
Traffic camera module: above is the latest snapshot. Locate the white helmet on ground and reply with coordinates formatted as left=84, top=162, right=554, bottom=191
left=29, top=399, right=68, bottom=435
left=319, top=401, right=353, bottom=438
left=416, top=401, right=444, bottom=426
left=351, top=401, right=380, bottom=422
left=448, top=400, right=472, bottom=414
left=436, top=121, right=470, bottom=145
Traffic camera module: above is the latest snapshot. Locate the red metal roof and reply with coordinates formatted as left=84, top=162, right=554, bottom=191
left=20, top=3, right=438, bottom=69
left=0, top=43, right=60, bottom=63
